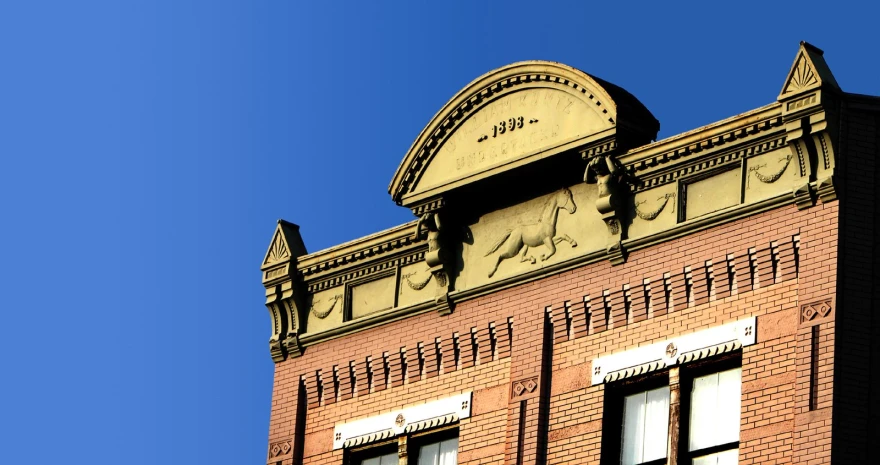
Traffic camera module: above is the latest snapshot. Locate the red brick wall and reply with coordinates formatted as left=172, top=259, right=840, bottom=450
left=267, top=194, right=843, bottom=464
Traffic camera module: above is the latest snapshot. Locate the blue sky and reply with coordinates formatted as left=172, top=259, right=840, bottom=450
left=0, top=1, right=876, bottom=464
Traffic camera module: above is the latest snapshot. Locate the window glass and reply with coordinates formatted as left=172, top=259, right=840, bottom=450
left=418, top=437, right=458, bottom=465
left=689, top=367, right=741, bottom=452
left=361, top=451, right=398, bottom=465
left=692, top=448, right=738, bottom=465
left=621, top=386, right=669, bottom=465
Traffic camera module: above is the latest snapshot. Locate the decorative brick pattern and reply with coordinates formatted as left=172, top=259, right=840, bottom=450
left=799, top=298, right=834, bottom=327
left=551, top=303, right=569, bottom=343
left=628, top=283, right=648, bottom=324
left=734, top=251, right=754, bottom=293
left=712, top=256, right=732, bottom=299
left=691, top=265, right=710, bottom=306
left=267, top=438, right=292, bottom=462
left=511, top=377, right=539, bottom=398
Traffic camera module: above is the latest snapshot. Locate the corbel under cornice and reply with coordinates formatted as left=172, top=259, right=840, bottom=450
left=261, top=220, right=308, bottom=362
left=777, top=41, right=842, bottom=207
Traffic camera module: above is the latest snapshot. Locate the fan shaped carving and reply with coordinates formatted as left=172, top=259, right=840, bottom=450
left=265, top=232, right=290, bottom=265
left=782, top=55, right=818, bottom=95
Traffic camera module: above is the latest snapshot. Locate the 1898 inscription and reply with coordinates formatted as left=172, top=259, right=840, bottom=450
left=477, top=117, right=539, bottom=142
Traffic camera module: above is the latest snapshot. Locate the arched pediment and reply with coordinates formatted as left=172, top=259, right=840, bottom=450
left=389, top=61, right=658, bottom=210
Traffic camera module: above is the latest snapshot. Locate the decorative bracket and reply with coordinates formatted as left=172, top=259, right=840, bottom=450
left=415, top=210, right=454, bottom=315
left=777, top=42, right=841, bottom=209
left=261, top=220, right=308, bottom=362
left=584, top=152, right=628, bottom=265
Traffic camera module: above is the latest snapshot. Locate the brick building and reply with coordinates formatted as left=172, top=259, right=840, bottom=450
left=258, top=42, right=880, bottom=465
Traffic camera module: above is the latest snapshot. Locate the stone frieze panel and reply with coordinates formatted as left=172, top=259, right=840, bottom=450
left=397, top=262, right=435, bottom=309
left=306, top=288, right=345, bottom=334
left=348, top=272, right=397, bottom=320
left=744, top=148, right=798, bottom=204
left=682, top=166, right=742, bottom=221
left=627, top=184, right=678, bottom=240
left=458, top=182, right=606, bottom=289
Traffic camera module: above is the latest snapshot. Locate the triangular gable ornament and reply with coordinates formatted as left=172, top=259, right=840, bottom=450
left=778, top=41, right=840, bottom=100
left=261, top=220, right=307, bottom=269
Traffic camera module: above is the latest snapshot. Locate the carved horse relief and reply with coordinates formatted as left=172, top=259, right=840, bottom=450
left=484, top=188, right=577, bottom=278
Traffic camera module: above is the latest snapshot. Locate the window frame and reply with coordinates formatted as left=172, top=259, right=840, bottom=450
left=408, top=425, right=459, bottom=465
left=678, top=355, right=742, bottom=465
left=602, top=371, right=670, bottom=465
left=602, top=352, right=742, bottom=465
left=346, top=438, right=398, bottom=465
left=344, top=425, right=459, bottom=465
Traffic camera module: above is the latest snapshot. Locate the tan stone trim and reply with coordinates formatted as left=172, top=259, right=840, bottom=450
left=603, top=360, right=668, bottom=383
left=620, top=104, right=781, bottom=173
left=333, top=392, right=471, bottom=450
left=403, top=413, right=459, bottom=433
left=299, top=300, right=436, bottom=346
left=306, top=250, right=424, bottom=293
left=676, top=340, right=743, bottom=364
left=343, top=429, right=395, bottom=448
left=624, top=190, right=792, bottom=251
left=592, top=317, right=755, bottom=385
left=297, top=220, right=421, bottom=278
left=298, top=194, right=796, bottom=350
left=402, top=129, right=620, bottom=207
left=389, top=61, right=629, bottom=203
left=630, top=133, right=787, bottom=194
left=288, top=110, right=791, bottom=290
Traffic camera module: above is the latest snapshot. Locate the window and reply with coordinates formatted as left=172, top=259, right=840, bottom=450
left=360, top=451, right=398, bottom=465
left=604, top=357, right=741, bottom=465
left=685, top=368, right=741, bottom=465
left=349, top=441, right=398, bottom=465
left=621, top=386, right=670, bottom=465
left=347, top=428, right=458, bottom=465
left=416, top=437, right=458, bottom=465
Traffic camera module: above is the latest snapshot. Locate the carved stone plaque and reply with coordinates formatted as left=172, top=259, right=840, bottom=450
left=397, top=263, right=433, bottom=309
left=744, top=148, right=797, bottom=203
left=307, top=289, right=345, bottom=333
left=458, top=183, right=606, bottom=289
left=418, top=88, right=607, bottom=192
left=349, top=274, right=396, bottom=319
left=628, top=184, right=678, bottom=239
left=684, top=167, right=742, bottom=220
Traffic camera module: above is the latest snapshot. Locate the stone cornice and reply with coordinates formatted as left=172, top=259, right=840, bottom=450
left=305, top=250, right=425, bottom=293
left=619, top=103, right=785, bottom=191
left=297, top=220, right=423, bottom=281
